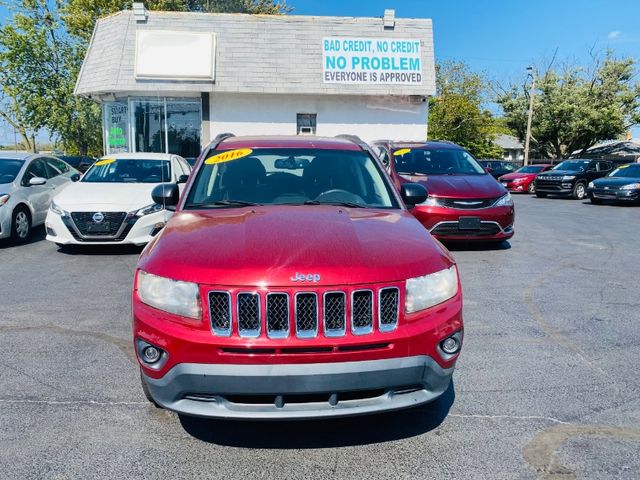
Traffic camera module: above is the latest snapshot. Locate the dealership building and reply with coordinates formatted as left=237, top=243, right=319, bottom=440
left=75, top=4, right=436, bottom=158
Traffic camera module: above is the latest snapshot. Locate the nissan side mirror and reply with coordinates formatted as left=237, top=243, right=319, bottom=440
left=400, top=183, right=428, bottom=207
left=177, top=174, right=189, bottom=184
left=28, top=177, right=47, bottom=186
left=152, top=183, right=180, bottom=209
left=70, top=173, right=81, bottom=182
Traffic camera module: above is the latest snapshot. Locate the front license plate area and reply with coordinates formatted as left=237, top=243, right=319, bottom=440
left=458, top=216, right=481, bottom=230
left=86, top=223, right=111, bottom=233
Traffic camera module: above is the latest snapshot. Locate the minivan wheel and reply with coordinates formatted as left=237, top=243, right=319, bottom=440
left=535, top=192, right=547, bottom=198
left=140, top=371, right=161, bottom=408
left=528, top=182, right=536, bottom=194
left=572, top=182, right=586, bottom=200
left=11, top=206, right=31, bottom=243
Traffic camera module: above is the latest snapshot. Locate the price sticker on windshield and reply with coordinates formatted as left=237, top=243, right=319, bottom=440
left=95, top=158, right=116, bottom=166
left=393, top=148, right=412, bottom=156
left=205, top=148, right=253, bottom=165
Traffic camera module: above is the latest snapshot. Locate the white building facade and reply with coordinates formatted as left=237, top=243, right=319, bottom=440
left=75, top=6, right=436, bottom=160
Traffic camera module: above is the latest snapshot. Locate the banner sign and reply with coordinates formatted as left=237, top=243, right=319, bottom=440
left=323, top=37, right=423, bottom=85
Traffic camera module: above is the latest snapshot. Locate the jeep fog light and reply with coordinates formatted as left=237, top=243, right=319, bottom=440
left=441, top=336, right=460, bottom=355
left=135, top=338, right=168, bottom=369
left=143, top=346, right=161, bottom=363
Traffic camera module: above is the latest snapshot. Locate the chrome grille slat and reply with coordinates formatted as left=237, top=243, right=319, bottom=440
left=237, top=293, right=260, bottom=337
left=378, top=287, right=399, bottom=332
left=323, top=292, right=346, bottom=337
left=266, top=293, right=290, bottom=338
left=351, top=290, right=374, bottom=335
left=209, top=291, right=231, bottom=336
left=295, top=293, right=318, bottom=338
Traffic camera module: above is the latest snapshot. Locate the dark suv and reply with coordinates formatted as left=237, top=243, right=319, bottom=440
left=534, top=159, right=614, bottom=200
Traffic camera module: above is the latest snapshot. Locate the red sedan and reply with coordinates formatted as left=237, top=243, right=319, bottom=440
left=499, top=165, right=553, bottom=193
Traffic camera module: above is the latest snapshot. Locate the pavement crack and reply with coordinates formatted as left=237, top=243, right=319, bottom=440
left=449, top=413, right=570, bottom=425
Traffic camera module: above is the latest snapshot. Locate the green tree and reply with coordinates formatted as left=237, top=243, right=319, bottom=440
left=428, top=61, right=504, bottom=159
left=497, top=54, right=640, bottom=159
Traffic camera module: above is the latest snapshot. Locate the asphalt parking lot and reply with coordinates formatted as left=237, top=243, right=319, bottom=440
left=0, top=195, right=639, bottom=479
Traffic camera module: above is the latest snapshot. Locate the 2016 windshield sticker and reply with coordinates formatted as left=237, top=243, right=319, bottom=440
left=393, top=148, right=411, bottom=156
left=205, top=148, right=253, bottom=165
left=95, top=158, right=116, bottom=166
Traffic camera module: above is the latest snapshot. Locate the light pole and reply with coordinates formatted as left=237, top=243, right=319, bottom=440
left=523, top=66, right=536, bottom=166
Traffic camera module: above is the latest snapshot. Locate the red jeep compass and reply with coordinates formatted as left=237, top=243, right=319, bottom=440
left=133, top=135, right=463, bottom=419
left=374, top=141, right=515, bottom=243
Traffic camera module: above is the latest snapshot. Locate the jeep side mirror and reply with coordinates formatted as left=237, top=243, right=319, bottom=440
left=401, top=183, right=428, bottom=207
left=152, top=183, right=180, bottom=209
left=28, top=177, right=47, bottom=186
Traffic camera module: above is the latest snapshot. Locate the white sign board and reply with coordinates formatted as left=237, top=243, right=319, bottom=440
left=135, top=31, right=216, bottom=80
left=323, top=37, right=422, bottom=85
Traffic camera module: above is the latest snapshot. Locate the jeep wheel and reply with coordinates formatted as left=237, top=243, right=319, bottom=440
left=527, top=182, right=536, bottom=194
left=535, top=192, right=547, bottom=198
left=572, top=182, right=587, bottom=200
left=11, top=206, right=31, bottom=243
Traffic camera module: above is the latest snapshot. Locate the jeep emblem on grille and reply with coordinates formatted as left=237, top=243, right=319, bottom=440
left=291, top=273, right=321, bottom=283
left=92, top=212, right=105, bottom=223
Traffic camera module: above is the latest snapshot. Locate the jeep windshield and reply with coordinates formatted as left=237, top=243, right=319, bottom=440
left=552, top=160, right=590, bottom=172
left=392, top=148, right=485, bottom=175
left=609, top=164, right=640, bottom=178
left=82, top=159, right=172, bottom=183
left=185, top=148, right=399, bottom=209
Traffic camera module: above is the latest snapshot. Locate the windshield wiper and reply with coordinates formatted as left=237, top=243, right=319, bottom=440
left=187, top=200, right=260, bottom=209
left=304, top=200, right=366, bottom=208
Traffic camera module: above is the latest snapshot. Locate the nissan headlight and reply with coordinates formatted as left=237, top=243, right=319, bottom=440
left=134, top=203, right=164, bottom=217
left=493, top=193, right=513, bottom=207
left=562, top=175, right=576, bottom=181
left=49, top=200, right=68, bottom=216
left=588, top=182, right=595, bottom=189
left=137, top=271, right=202, bottom=319
left=620, top=183, right=640, bottom=190
left=405, top=265, right=459, bottom=313
left=0, top=194, right=9, bottom=207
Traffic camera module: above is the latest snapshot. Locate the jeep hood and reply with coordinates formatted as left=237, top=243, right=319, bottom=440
left=138, top=206, right=455, bottom=287
left=399, top=174, right=506, bottom=199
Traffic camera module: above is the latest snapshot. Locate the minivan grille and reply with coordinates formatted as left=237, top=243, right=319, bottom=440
left=209, top=286, right=399, bottom=339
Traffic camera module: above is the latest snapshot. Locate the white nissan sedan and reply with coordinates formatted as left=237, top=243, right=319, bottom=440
left=45, top=153, right=191, bottom=246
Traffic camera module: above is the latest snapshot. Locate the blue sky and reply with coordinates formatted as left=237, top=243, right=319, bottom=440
left=1, top=0, right=639, bottom=144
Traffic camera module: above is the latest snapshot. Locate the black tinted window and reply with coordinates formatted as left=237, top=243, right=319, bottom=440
left=46, top=158, right=69, bottom=177
left=0, top=159, right=24, bottom=184
left=393, top=148, right=485, bottom=175
left=23, top=159, right=49, bottom=183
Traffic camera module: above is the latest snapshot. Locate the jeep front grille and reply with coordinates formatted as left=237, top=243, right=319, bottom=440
left=208, top=286, right=399, bottom=339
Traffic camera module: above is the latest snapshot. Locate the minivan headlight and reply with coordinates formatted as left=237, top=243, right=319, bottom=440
left=588, top=182, right=595, bottom=189
left=137, top=271, right=202, bottom=319
left=620, top=183, right=640, bottom=190
left=493, top=193, right=513, bottom=207
left=405, top=265, right=459, bottom=313
left=418, top=196, right=440, bottom=206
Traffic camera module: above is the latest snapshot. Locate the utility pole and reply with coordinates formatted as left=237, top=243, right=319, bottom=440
left=523, top=66, right=536, bottom=166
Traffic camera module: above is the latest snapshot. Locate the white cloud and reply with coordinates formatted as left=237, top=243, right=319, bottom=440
left=608, top=30, right=621, bottom=39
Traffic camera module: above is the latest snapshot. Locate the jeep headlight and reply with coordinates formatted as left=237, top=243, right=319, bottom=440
left=493, top=193, right=513, bottom=207
left=137, top=271, right=202, bottom=319
left=134, top=203, right=164, bottom=217
left=49, top=200, right=68, bottom=216
left=562, top=175, right=576, bottom=181
left=620, top=183, right=640, bottom=190
left=405, top=265, right=459, bottom=313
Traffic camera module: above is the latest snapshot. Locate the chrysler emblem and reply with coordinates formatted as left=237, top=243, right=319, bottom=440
left=92, top=212, right=105, bottom=223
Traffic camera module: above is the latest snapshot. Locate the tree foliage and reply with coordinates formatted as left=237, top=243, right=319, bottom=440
left=428, top=61, right=504, bottom=159
left=497, top=54, right=640, bottom=159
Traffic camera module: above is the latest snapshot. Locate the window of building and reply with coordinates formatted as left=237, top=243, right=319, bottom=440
left=103, top=102, right=129, bottom=154
left=297, top=114, right=317, bottom=135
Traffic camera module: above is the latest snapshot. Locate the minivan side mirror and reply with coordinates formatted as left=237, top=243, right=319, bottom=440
left=28, top=177, right=47, bottom=186
left=400, top=183, right=428, bottom=207
left=177, top=174, right=189, bottom=184
left=152, top=183, right=180, bottom=209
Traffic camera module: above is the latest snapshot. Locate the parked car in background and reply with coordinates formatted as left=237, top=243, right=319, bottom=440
left=534, top=159, right=613, bottom=200
left=134, top=134, right=463, bottom=419
left=374, top=140, right=514, bottom=243
left=588, top=163, right=640, bottom=205
left=499, top=164, right=553, bottom=194
left=477, top=160, right=518, bottom=179
left=59, top=155, right=95, bottom=173
left=45, top=153, right=191, bottom=246
left=0, top=153, right=79, bottom=243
